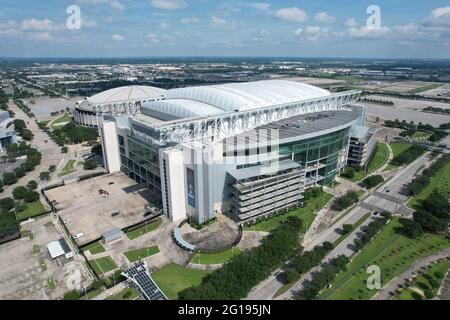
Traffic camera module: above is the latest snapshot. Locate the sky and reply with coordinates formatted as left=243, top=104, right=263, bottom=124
left=0, top=0, right=450, bottom=58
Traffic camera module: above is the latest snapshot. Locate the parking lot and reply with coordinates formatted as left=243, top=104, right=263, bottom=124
left=0, top=215, right=91, bottom=300
left=45, top=173, right=160, bottom=245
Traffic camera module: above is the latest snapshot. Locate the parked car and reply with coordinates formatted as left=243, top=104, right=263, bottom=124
left=73, top=232, right=84, bottom=239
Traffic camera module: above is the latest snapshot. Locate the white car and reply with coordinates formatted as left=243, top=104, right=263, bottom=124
left=63, top=219, right=72, bottom=224
left=73, top=232, right=84, bottom=239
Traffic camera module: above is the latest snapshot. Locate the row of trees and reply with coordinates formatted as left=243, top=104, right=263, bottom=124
left=13, top=98, right=34, bottom=118
left=361, top=174, right=384, bottom=189
left=423, top=106, right=450, bottom=115
left=332, top=190, right=359, bottom=211
left=282, top=241, right=334, bottom=284
left=406, top=154, right=450, bottom=196
left=353, top=212, right=392, bottom=251
left=178, top=217, right=303, bottom=300
left=404, top=192, right=450, bottom=238
left=294, top=255, right=351, bottom=300
left=361, top=98, right=394, bottom=106
left=391, top=145, right=427, bottom=167
left=13, top=119, right=33, bottom=141
left=386, top=119, right=448, bottom=143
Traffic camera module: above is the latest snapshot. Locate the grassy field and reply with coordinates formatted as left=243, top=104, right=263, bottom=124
left=332, top=213, right=371, bottom=248
left=58, top=160, right=76, bottom=177
left=410, top=132, right=430, bottom=141
left=319, top=218, right=450, bottom=300
left=83, top=241, right=105, bottom=255
left=390, top=142, right=413, bottom=158
left=151, top=263, right=212, bottom=300
left=88, top=256, right=118, bottom=275
left=243, top=192, right=333, bottom=232
left=16, top=201, right=47, bottom=221
left=51, top=115, right=72, bottom=129
left=191, top=247, right=241, bottom=265
left=385, top=142, right=413, bottom=171
left=126, top=219, right=162, bottom=240
left=393, top=259, right=450, bottom=300
left=407, top=160, right=450, bottom=210
left=78, top=288, right=103, bottom=300
left=106, top=287, right=140, bottom=300
left=124, top=246, right=160, bottom=263
left=368, top=143, right=389, bottom=173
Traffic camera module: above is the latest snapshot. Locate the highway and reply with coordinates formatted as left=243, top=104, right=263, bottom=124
left=246, top=151, right=434, bottom=300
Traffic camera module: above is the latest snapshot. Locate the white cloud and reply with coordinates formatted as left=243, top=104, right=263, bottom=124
left=431, top=6, right=450, bottom=18
left=112, top=34, right=124, bottom=41
left=293, top=28, right=303, bottom=37
left=21, top=19, right=58, bottom=31
left=246, top=2, right=271, bottom=11
left=314, top=12, right=335, bottom=23
left=150, top=0, right=186, bottom=10
left=275, top=7, right=308, bottom=23
left=77, top=0, right=125, bottom=11
left=345, top=18, right=358, bottom=28
left=181, top=17, right=200, bottom=24
left=147, top=33, right=160, bottom=43
left=211, top=16, right=237, bottom=30
left=251, top=29, right=271, bottom=42
left=159, top=22, right=170, bottom=29
left=82, top=17, right=98, bottom=28
left=349, top=26, right=391, bottom=39
left=30, top=32, right=55, bottom=41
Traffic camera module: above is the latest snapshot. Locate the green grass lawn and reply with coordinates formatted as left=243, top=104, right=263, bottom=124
left=51, top=115, right=72, bottom=129
left=151, top=263, right=212, bottom=300
left=47, top=277, right=56, bottom=290
left=393, top=259, right=450, bottom=300
left=39, top=259, right=47, bottom=272
left=385, top=142, right=414, bottom=171
left=390, top=142, right=413, bottom=158
left=126, top=219, right=162, bottom=240
left=342, top=169, right=366, bottom=182
left=16, top=201, right=47, bottom=221
left=407, top=160, right=450, bottom=210
left=191, top=247, right=241, bottom=265
left=243, top=192, right=333, bottom=232
left=319, top=218, right=450, bottom=300
left=88, top=256, right=118, bottom=276
left=58, top=159, right=76, bottom=177
left=106, top=287, right=140, bottom=300
left=368, top=143, right=389, bottom=173
left=83, top=241, right=105, bottom=255
left=124, top=246, right=160, bottom=263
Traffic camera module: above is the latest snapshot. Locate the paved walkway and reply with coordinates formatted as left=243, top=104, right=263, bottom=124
left=372, top=247, right=450, bottom=300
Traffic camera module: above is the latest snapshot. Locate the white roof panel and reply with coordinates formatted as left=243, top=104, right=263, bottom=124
left=88, top=86, right=166, bottom=104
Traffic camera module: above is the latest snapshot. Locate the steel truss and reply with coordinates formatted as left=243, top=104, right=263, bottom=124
left=92, top=100, right=141, bottom=117
left=149, top=90, right=361, bottom=144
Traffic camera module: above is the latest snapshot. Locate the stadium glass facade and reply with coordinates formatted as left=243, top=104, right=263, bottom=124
left=279, top=128, right=351, bottom=185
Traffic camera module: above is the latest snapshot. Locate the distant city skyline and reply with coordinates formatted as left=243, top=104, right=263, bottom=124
left=0, top=0, right=450, bottom=59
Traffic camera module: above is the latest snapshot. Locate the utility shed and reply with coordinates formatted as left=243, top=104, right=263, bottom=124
left=102, top=228, right=124, bottom=242
left=47, top=238, right=74, bottom=259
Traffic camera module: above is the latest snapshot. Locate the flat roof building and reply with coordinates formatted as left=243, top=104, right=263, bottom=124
left=47, top=238, right=73, bottom=259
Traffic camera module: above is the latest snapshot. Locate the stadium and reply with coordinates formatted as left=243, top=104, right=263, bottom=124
left=95, top=80, right=375, bottom=225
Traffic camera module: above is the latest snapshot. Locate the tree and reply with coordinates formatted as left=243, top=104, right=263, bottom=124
left=342, top=224, right=353, bottom=235
left=61, top=146, right=68, bottom=153
left=0, top=197, right=15, bottom=211
left=26, top=180, right=38, bottom=190
left=24, top=191, right=39, bottom=203
left=361, top=175, right=384, bottom=189
left=48, top=165, right=56, bottom=173
left=0, top=179, right=3, bottom=192
left=12, top=186, right=28, bottom=200
left=83, top=159, right=97, bottom=171
left=342, top=167, right=355, bottom=179
left=13, top=166, right=26, bottom=179
left=2, top=172, right=17, bottom=185
left=39, top=171, right=50, bottom=181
